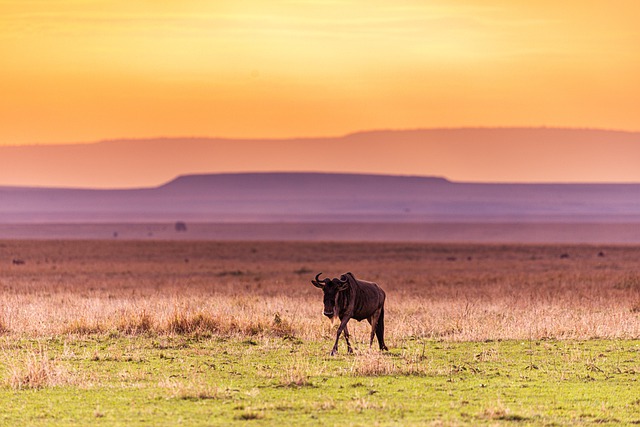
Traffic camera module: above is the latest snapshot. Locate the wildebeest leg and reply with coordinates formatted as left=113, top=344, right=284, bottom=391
left=368, top=309, right=381, bottom=347
left=343, top=324, right=354, bottom=354
left=331, top=317, right=350, bottom=356
left=376, top=307, right=388, bottom=351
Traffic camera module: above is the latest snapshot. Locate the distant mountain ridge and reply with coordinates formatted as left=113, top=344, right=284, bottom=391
left=1, top=128, right=640, bottom=188
left=157, top=172, right=450, bottom=193
left=1, top=172, right=640, bottom=224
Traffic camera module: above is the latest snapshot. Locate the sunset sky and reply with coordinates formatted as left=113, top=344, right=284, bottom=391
left=1, top=0, right=639, bottom=147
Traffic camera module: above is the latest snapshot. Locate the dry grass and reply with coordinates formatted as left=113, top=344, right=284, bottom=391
left=0, top=240, right=639, bottom=343
left=0, top=315, right=7, bottom=335
left=4, top=346, right=77, bottom=390
left=159, top=376, right=225, bottom=401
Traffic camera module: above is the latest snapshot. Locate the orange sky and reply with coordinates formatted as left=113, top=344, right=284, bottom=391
left=1, top=0, right=640, bottom=146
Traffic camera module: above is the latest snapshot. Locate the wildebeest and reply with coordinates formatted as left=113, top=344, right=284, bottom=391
left=311, top=272, right=388, bottom=355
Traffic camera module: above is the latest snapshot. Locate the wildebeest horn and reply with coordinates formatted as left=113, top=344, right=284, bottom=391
left=311, top=272, right=326, bottom=288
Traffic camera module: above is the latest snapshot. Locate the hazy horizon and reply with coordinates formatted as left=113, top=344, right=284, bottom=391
left=1, top=128, right=639, bottom=188
left=2, top=172, right=640, bottom=242
left=4, top=169, right=640, bottom=192
left=3, top=125, right=640, bottom=148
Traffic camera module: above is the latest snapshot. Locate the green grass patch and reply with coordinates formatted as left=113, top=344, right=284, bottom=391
left=1, top=337, right=639, bottom=426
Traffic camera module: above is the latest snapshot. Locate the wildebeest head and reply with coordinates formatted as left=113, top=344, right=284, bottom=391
left=311, top=272, right=349, bottom=319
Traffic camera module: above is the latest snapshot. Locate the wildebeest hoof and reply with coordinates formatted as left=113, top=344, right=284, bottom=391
left=330, top=350, right=337, bottom=356
left=347, top=348, right=354, bottom=354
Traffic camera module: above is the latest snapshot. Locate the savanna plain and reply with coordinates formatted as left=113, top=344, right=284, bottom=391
left=1, top=240, right=639, bottom=426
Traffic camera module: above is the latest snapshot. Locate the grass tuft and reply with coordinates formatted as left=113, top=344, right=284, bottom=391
left=63, top=318, right=104, bottom=335
left=270, top=312, right=296, bottom=338
left=116, top=310, right=155, bottom=335
left=235, top=411, right=264, bottom=420
left=6, top=348, right=75, bottom=390
left=350, top=352, right=397, bottom=376
left=166, top=311, right=222, bottom=336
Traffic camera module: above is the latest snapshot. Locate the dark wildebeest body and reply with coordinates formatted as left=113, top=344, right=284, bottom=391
left=312, top=272, right=388, bottom=355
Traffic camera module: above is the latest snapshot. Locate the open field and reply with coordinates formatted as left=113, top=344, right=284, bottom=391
left=1, top=240, right=640, bottom=425
left=3, top=222, right=640, bottom=243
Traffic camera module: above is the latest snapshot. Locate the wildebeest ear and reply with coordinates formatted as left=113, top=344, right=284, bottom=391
left=338, top=272, right=354, bottom=290
left=340, top=272, right=355, bottom=282
left=337, top=274, right=350, bottom=291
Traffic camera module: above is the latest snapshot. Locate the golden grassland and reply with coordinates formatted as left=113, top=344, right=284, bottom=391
left=1, top=240, right=640, bottom=425
left=1, top=240, right=639, bottom=342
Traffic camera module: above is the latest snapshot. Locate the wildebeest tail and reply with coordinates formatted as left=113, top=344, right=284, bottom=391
left=376, top=306, right=386, bottom=350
